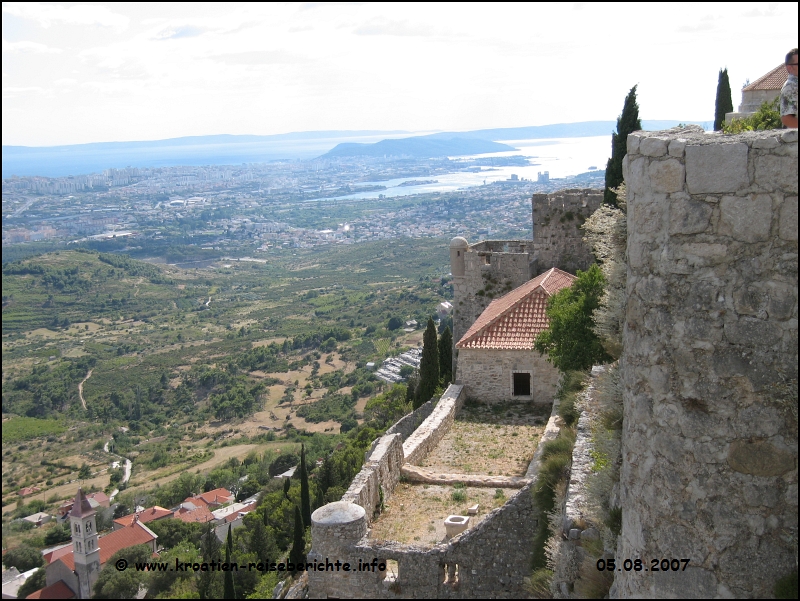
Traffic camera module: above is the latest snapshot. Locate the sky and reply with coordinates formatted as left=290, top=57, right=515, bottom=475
left=3, top=2, right=798, bottom=147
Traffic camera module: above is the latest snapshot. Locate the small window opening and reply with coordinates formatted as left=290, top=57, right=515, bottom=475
left=513, top=372, right=531, bottom=396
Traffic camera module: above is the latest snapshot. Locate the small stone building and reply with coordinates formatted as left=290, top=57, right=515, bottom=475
left=725, top=63, right=788, bottom=122
left=456, top=267, right=575, bottom=404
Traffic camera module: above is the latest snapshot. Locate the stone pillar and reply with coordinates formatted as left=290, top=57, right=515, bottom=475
left=308, top=502, right=378, bottom=599
left=616, top=127, right=797, bottom=598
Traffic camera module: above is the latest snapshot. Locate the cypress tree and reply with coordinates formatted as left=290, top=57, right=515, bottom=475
left=224, top=525, right=235, bottom=599
left=289, top=506, right=306, bottom=567
left=438, top=326, right=453, bottom=386
left=604, top=85, right=642, bottom=206
left=416, top=317, right=439, bottom=409
left=299, top=444, right=311, bottom=527
left=714, top=68, right=734, bottom=131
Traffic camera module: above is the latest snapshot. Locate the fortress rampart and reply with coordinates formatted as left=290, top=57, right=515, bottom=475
left=615, top=127, right=798, bottom=598
left=531, top=188, right=602, bottom=277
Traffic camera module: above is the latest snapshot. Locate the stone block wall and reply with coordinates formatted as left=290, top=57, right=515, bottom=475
left=385, top=399, right=436, bottom=441
left=452, top=240, right=533, bottom=344
left=402, top=384, right=465, bottom=466
left=616, top=127, right=797, bottom=598
left=341, top=433, right=404, bottom=523
left=531, top=189, right=602, bottom=277
left=457, top=348, right=560, bottom=405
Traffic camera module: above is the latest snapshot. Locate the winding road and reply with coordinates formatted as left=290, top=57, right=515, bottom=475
left=78, top=369, right=92, bottom=411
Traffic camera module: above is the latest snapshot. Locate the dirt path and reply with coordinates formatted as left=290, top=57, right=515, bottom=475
left=78, top=369, right=92, bottom=410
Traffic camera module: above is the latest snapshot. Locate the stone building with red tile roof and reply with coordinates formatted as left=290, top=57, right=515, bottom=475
left=726, top=63, right=789, bottom=122
left=455, top=268, right=576, bottom=403
left=31, top=489, right=158, bottom=599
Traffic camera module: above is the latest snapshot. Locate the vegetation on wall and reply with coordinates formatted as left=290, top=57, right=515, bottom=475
left=534, top=264, right=611, bottom=372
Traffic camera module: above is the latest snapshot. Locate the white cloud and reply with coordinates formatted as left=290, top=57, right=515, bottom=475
left=3, top=2, right=129, bottom=33
left=2, top=39, right=62, bottom=54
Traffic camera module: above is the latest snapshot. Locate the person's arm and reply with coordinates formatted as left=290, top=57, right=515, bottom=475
left=781, top=114, right=798, bottom=128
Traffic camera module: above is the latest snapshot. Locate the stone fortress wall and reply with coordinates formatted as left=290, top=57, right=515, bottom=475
left=531, top=189, right=602, bottom=277
left=308, top=383, right=562, bottom=598
left=451, top=189, right=601, bottom=346
left=450, top=239, right=534, bottom=345
left=615, top=126, right=798, bottom=598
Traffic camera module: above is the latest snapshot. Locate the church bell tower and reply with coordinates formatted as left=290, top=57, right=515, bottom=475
left=70, top=488, right=101, bottom=599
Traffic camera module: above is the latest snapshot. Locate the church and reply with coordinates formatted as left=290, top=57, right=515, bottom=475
left=27, top=488, right=157, bottom=599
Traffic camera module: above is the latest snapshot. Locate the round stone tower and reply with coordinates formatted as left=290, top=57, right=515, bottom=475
left=308, top=502, right=374, bottom=598
left=449, top=236, right=468, bottom=278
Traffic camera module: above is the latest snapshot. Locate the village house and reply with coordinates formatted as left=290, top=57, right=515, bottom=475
left=455, top=267, right=575, bottom=403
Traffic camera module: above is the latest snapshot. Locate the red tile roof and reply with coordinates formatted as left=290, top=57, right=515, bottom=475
left=743, top=64, right=788, bottom=91
left=200, top=488, right=234, bottom=506
left=26, top=580, right=75, bottom=599
left=223, top=502, right=257, bottom=523
left=456, top=268, right=576, bottom=350
left=175, top=504, right=215, bottom=524
left=44, top=544, right=73, bottom=565
left=56, top=521, right=157, bottom=571
left=114, top=506, right=173, bottom=528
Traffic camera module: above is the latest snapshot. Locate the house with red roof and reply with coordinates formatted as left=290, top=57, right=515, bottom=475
left=174, top=502, right=215, bottom=524
left=726, top=63, right=789, bottom=122
left=113, top=506, right=173, bottom=530
left=456, top=267, right=575, bottom=404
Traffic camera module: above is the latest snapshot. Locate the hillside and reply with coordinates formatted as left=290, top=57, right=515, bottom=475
left=322, top=136, right=515, bottom=159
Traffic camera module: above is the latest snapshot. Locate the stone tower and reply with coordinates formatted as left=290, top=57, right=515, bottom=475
left=70, top=488, right=101, bottom=599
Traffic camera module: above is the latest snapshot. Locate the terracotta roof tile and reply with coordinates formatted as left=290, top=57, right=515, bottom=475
left=56, top=522, right=157, bottom=572
left=199, top=488, right=234, bottom=505
left=175, top=505, right=215, bottom=524
left=456, top=267, right=576, bottom=350
left=26, top=580, right=76, bottom=599
left=743, top=64, right=788, bottom=91
left=113, top=506, right=173, bottom=528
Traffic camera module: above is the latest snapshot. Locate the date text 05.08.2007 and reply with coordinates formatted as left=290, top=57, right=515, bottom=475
left=596, top=558, right=690, bottom=572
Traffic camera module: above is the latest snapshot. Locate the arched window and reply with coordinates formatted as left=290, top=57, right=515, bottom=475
left=74, top=523, right=81, bottom=534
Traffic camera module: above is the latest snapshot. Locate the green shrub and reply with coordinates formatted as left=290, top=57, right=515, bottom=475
left=775, top=569, right=798, bottom=599
left=723, top=97, right=781, bottom=133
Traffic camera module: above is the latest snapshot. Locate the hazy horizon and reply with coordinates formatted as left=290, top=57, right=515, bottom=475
left=3, top=2, right=796, bottom=147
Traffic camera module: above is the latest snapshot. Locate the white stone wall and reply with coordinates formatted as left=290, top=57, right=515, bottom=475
left=616, top=127, right=797, bottom=598
left=457, top=348, right=560, bottom=405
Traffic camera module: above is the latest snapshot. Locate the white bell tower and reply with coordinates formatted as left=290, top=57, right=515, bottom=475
left=70, top=488, right=101, bottom=599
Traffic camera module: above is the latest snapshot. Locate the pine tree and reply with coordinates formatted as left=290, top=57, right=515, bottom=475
left=289, top=506, right=306, bottom=567
left=714, top=68, right=733, bottom=131
left=438, top=326, right=453, bottom=386
left=299, top=444, right=311, bottom=527
left=224, top=524, right=235, bottom=599
left=416, top=317, right=439, bottom=409
left=604, top=85, right=641, bottom=206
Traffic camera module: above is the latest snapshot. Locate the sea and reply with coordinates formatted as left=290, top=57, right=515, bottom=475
left=323, top=135, right=611, bottom=201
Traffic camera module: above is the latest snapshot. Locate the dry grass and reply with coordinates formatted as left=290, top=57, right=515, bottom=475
left=369, top=483, right=517, bottom=546
left=419, top=403, right=546, bottom=476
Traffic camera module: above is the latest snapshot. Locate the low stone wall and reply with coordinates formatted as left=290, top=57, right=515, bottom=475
left=348, top=483, right=538, bottom=598
left=341, top=433, right=404, bottom=522
left=385, top=398, right=436, bottom=441
left=400, top=465, right=530, bottom=488
left=402, top=384, right=465, bottom=466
